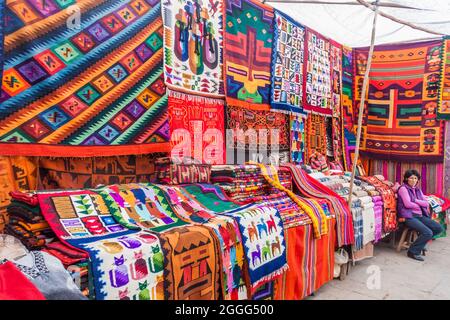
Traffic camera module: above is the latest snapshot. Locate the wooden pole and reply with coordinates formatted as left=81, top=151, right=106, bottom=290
left=347, top=0, right=380, bottom=207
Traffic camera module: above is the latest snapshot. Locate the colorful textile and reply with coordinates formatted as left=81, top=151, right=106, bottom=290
left=162, top=0, right=224, bottom=97
left=270, top=10, right=305, bottom=114
left=303, top=28, right=332, bottom=115
left=438, top=38, right=450, bottom=119
left=332, top=117, right=344, bottom=167
left=222, top=204, right=288, bottom=292
left=38, top=154, right=166, bottom=190
left=330, top=41, right=342, bottom=118
left=224, top=0, right=274, bottom=110
left=79, top=231, right=165, bottom=300
left=0, top=261, right=46, bottom=300
left=341, top=46, right=355, bottom=171
left=305, top=113, right=327, bottom=162
left=290, top=114, right=305, bottom=164
left=183, top=183, right=240, bottom=212
left=160, top=225, right=221, bottom=299
left=154, top=156, right=211, bottom=185
left=445, top=124, right=450, bottom=199
left=226, top=105, right=290, bottom=164
left=168, top=90, right=225, bottom=164
left=102, top=183, right=187, bottom=232
left=354, top=40, right=445, bottom=162
left=0, top=0, right=169, bottom=156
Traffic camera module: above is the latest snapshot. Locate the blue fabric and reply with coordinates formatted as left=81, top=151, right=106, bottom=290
left=404, top=216, right=443, bottom=255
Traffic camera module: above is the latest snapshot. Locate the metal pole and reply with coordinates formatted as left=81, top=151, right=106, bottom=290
left=347, top=0, right=380, bottom=207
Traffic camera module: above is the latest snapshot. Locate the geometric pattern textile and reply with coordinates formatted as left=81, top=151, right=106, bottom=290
left=445, top=124, right=450, bottom=199
left=438, top=37, right=450, bottom=119
left=224, top=0, right=274, bottom=111
left=290, top=114, right=305, bottom=164
left=0, top=0, right=169, bottom=156
left=162, top=0, right=224, bottom=97
left=354, top=40, right=445, bottom=162
left=270, top=10, right=305, bottom=114
left=305, top=113, right=327, bottom=162
left=341, top=46, right=355, bottom=171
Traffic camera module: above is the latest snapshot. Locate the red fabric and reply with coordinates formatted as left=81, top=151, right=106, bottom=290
left=9, top=191, right=39, bottom=206
left=0, top=261, right=46, bottom=300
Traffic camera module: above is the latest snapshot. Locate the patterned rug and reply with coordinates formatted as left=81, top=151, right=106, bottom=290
left=303, top=28, right=332, bottom=115
left=330, top=41, right=342, bottom=118
left=354, top=40, right=445, bottom=162
left=341, top=46, right=355, bottom=171
left=305, top=113, right=327, bottom=162
left=226, top=105, right=290, bottom=164
left=438, top=37, right=450, bottom=119
left=162, top=0, right=224, bottom=97
left=224, top=0, right=274, bottom=110
left=221, top=204, right=288, bottom=293
left=1, top=0, right=169, bottom=156
left=168, top=90, right=225, bottom=164
left=290, top=114, right=305, bottom=164
left=270, top=10, right=305, bottom=114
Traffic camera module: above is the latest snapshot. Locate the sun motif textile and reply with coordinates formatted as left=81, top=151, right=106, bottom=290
left=224, top=0, right=274, bottom=110
left=168, top=90, right=225, bottom=164
left=303, top=28, right=332, bottom=115
left=270, top=10, right=305, bottom=114
left=354, top=40, right=445, bottom=162
left=290, top=114, right=305, bottom=164
left=226, top=105, right=290, bottom=164
left=162, top=0, right=224, bottom=97
left=0, top=0, right=169, bottom=156
left=79, top=231, right=165, bottom=300
left=160, top=225, right=221, bottom=300
left=221, top=204, right=288, bottom=292
left=438, top=37, right=450, bottom=119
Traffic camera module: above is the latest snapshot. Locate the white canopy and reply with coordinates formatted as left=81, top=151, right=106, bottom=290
left=267, top=0, right=450, bottom=47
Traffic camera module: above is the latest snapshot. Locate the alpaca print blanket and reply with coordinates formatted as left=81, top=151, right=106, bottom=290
left=303, top=28, right=332, bottom=115
left=224, top=0, right=274, bottom=110
left=162, top=0, right=224, bottom=97
left=438, top=37, right=450, bottom=119
left=0, top=0, right=169, bottom=156
left=221, top=204, right=288, bottom=292
left=354, top=40, right=445, bottom=162
left=168, top=90, right=225, bottom=164
left=270, top=10, right=305, bottom=114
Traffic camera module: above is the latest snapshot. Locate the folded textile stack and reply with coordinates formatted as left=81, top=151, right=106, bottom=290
left=5, top=196, right=55, bottom=250
left=427, top=194, right=449, bottom=239
left=67, top=262, right=91, bottom=299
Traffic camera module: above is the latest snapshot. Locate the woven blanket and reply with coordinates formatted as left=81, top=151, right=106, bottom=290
left=290, top=114, right=305, bottom=164
left=160, top=225, right=221, bottom=299
left=224, top=0, right=274, bottom=110
left=103, top=183, right=187, bottom=232
left=162, top=0, right=224, bottom=97
left=226, top=105, right=290, bottom=164
left=330, top=41, right=342, bottom=118
left=305, top=113, right=327, bottom=161
left=168, top=90, right=225, bottom=164
left=270, top=10, right=305, bottom=114
left=445, top=125, right=450, bottom=199
left=303, top=28, right=332, bottom=115
left=438, top=38, right=450, bottom=119
left=0, top=0, right=169, bottom=156
left=221, top=204, right=288, bottom=292
left=354, top=40, right=445, bottom=162
left=341, top=46, right=355, bottom=171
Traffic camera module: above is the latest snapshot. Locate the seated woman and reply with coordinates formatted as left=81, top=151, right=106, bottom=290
left=397, top=169, right=443, bottom=261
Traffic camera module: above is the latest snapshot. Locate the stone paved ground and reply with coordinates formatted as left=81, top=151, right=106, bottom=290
left=308, top=229, right=450, bottom=300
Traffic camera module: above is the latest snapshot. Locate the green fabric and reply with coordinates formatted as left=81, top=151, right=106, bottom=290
left=182, top=185, right=239, bottom=213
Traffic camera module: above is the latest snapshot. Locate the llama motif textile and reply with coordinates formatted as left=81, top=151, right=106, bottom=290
left=224, top=0, right=274, bottom=110
left=0, top=0, right=169, bottom=156
left=271, top=10, right=305, bottom=114
left=438, top=38, right=450, bottom=119
left=79, top=231, right=165, bottom=300
left=160, top=225, right=221, bottom=300
left=303, top=28, right=332, bottom=115
left=162, top=0, right=224, bottom=97
left=221, top=204, right=288, bottom=292
left=354, top=40, right=445, bottom=162
left=168, top=90, right=225, bottom=164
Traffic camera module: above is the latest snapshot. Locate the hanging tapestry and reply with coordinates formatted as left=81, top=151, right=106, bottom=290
left=445, top=125, right=450, bottom=199
left=330, top=41, right=342, bottom=118
left=162, top=0, right=224, bottom=97
left=102, top=183, right=188, bottom=232
left=305, top=113, right=327, bottom=162
left=168, top=90, right=225, bottom=164
left=38, top=153, right=166, bottom=190
left=0, top=0, right=169, bottom=156
left=226, top=105, right=290, bottom=164
left=303, top=28, right=332, bottom=115
left=270, top=10, right=305, bottom=114
left=0, top=156, right=38, bottom=232
left=221, top=204, right=288, bottom=292
left=224, top=0, right=274, bottom=110
left=438, top=37, right=450, bottom=119
left=290, top=114, right=305, bottom=164
left=160, top=225, right=221, bottom=300
left=79, top=231, right=165, bottom=300
left=341, top=46, right=355, bottom=171
left=354, top=40, right=445, bottom=162
left=332, top=117, right=344, bottom=167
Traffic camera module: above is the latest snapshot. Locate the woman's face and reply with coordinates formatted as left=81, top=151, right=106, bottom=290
left=407, top=175, right=419, bottom=187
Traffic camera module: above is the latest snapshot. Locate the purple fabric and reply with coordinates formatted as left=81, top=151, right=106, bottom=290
left=397, top=184, right=429, bottom=218
left=421, top=164, right=427, bottom=192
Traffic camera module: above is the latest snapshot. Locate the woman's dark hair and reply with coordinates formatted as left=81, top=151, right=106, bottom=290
left=403, top=169, right=421, bottom=183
